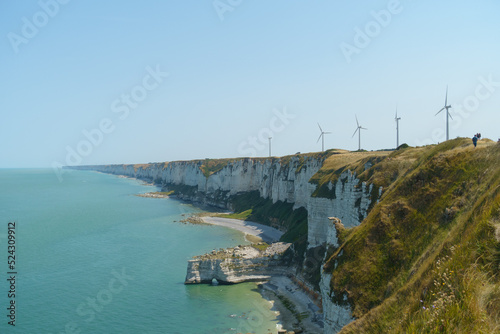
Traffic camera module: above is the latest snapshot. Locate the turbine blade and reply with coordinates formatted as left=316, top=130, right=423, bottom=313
left=361, top=127, right=368, bottom=130
left=352, top=128, right=359, bottom=138
left=355, top=115, right=359, bottom=127
left=448, top=110, right=453, bottom=120
left=445, top=85, right=448, bottom=106
left=324, top=132, right=332, bottom=134
left=317, top=133, right=323, bottom=143
left=317, top=123, right=323, bottom=132
left=435, top=107, right=445, bottom=116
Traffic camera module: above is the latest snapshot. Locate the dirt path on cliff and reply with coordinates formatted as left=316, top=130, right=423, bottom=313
left=201, top=217, right=283, bottom=243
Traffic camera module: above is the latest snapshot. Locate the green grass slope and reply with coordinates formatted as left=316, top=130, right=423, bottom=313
left=322, top=138, right=500, bottom=333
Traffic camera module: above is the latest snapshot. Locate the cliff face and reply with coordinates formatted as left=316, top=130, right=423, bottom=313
left=72, top=151, right=384, bottom=333
left=76, top=156, right=375, bottom=248
left=307, top=170, right=378, bottom=248
left=78, top=156, right=321, bottom=210
left=321, top=270, right=354, bottom=334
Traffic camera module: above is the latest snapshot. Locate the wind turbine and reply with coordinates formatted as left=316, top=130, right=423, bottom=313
left=352, top=115, right=367, bottom=151
left=435, top=86, right=453, bottom=141
left=268, top=137, right=272, bottom=157
left=317, top=123, right=331, bottom=152
left=395, top=107, right=401, bottom=148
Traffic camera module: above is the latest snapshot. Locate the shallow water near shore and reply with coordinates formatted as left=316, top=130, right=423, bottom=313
left=0, top=169, right=279, bottom=333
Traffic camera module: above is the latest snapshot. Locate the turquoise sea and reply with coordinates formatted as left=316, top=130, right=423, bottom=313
left=0, top=169, right=279, bottom=333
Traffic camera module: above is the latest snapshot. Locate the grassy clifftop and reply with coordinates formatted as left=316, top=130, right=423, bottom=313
left=128, top=151, right=335, bottom=178
left=322, top=138, right=500, bottom=333
left=196, top=151, right=335, bottom=178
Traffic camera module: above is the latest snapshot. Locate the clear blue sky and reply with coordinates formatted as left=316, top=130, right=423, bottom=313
left=1, top=0, right=499, bottom=168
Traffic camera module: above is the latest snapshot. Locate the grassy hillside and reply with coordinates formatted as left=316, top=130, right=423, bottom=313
left=321, top=138, right=500, bottom=333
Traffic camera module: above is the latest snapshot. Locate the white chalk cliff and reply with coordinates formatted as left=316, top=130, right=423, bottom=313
left=71, top=155, right=380, bottom=333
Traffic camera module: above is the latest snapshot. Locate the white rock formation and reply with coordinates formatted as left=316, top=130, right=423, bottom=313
left=74, top=157, right=321, bottom=209
left=320, top=271, right=354, bottom=334
left=307, top=170, right=376, bottom=248
left=185, top=243, right=291, bottom=284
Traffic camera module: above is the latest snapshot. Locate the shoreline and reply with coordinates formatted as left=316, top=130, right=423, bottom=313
left=200, top=216, right=283, bottom=244
left=259, top=276, right=324, bottom=334
left=196, top=216, right=323, bottom=333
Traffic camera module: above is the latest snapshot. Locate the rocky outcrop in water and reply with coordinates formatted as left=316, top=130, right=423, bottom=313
left=184, top=242, right=291, bottom=284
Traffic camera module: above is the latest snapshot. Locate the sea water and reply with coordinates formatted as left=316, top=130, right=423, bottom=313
left=0, top=169, right=279, bottom=334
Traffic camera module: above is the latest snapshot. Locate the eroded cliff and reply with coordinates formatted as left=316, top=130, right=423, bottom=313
left=70, top=149, right=393, bottom=333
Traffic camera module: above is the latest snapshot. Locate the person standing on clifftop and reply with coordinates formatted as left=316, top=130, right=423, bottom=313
left=472, top=135, right=478, bottom=148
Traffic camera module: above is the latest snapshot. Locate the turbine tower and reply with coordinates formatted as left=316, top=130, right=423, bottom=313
left=395, top=108, right=401, bottom=148
left=268, top=137, right=272, bottom=157
left=352, top=115, right=367, bottom=151
left=317, top=123, right=331, bottom=152
left=435, top=86, right=453, bottom=141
